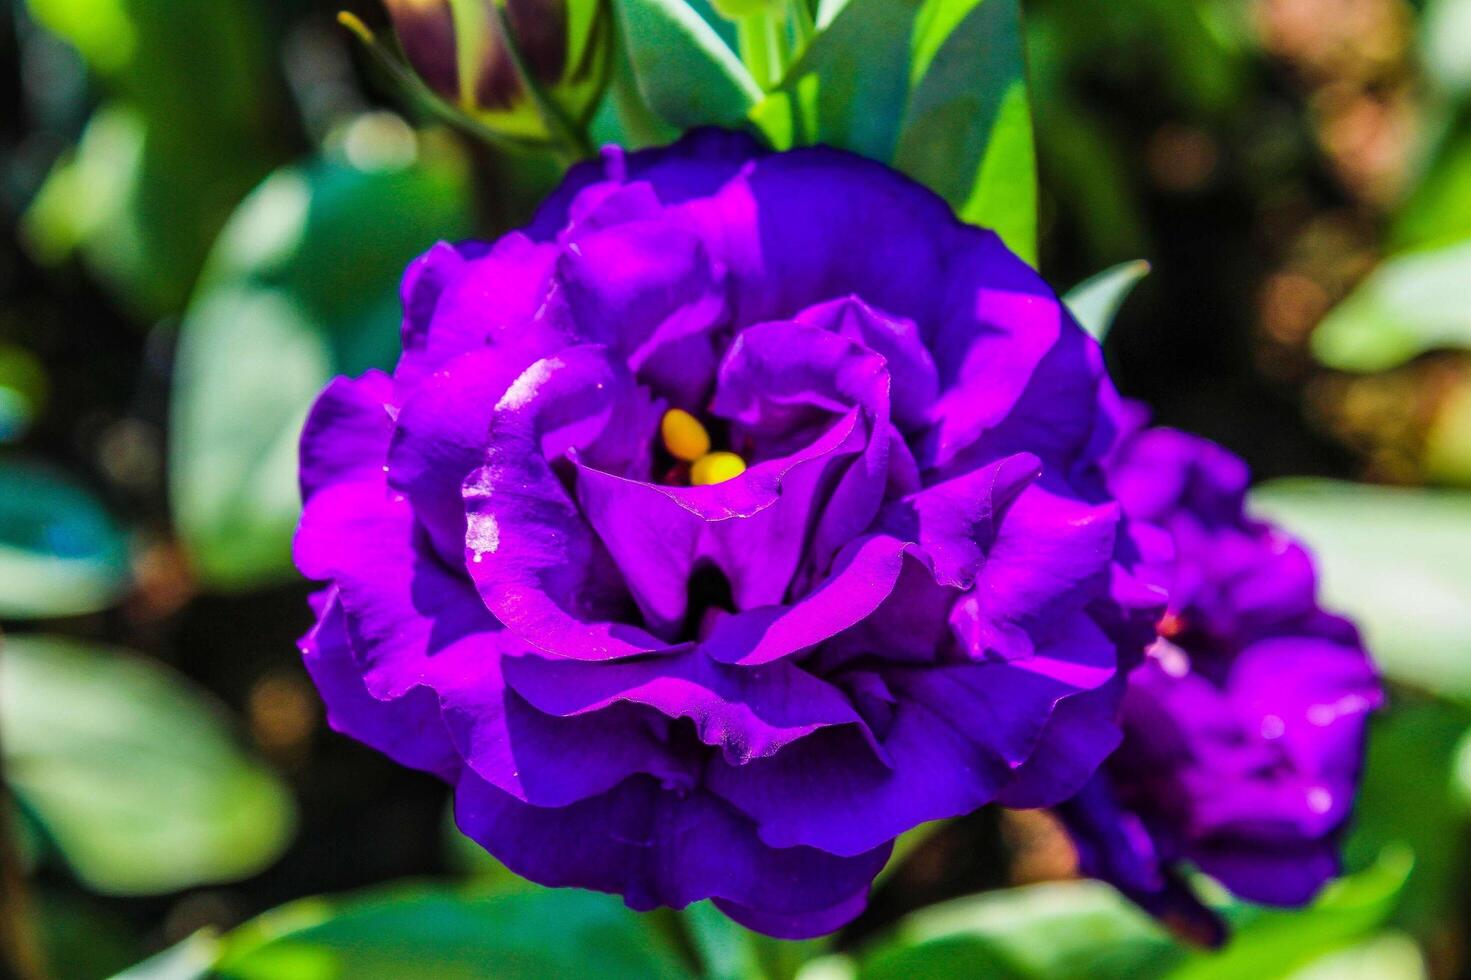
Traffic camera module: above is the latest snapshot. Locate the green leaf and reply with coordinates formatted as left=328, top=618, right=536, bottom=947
left=211, top=886, right=693, bottom=980
left=1422, top=0, right=1471, bottom=97
left=893, top=0, right=1036, bottom=262
left=1347, top=698, right=1471, bottom=939
left=1170, top=847, right=1412, bottom=979
left=1249, top=480, right=1471, bottom=700
left=613, top=0, right=762, bottom=130
left=765, top=0, right=1037, bottom=261
left=110, top=931, right=220, bottom=980
left=169, top=128, right=472, bottom=589
left=1287, top=932, right=1425, bottom=980
left=1064, top=260, right=1151, bottom=341
left=0, top=459, right=128, bottom=619
left=21, top=0, right=281, bottom=317
left=761, top=0, right=920, bottom=158
left=1311, top=238, right=1471, bottom=373
left=1390, top=119, right=1471, bottom=253
left=1, top=636, right=295, bottom=894
left=855, top=879, right=1181, bottom=980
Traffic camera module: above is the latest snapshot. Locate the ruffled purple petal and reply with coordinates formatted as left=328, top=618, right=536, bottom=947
left=502, top=647, right=871, bottom=765
left=453, top=773, right=891, bottom=920
left=299, top=371, right=395, bottom=502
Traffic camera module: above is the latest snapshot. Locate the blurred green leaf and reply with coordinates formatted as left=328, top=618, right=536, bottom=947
left=211, top=886, right=692, bottom=980
left=1, top=635, right=295, bottom=894
left=1391, top=118, right=1471, bottom=253
left=169, top=128, right=472, bottom=589
left=1311, top=237, right=1471, bottom=373
left=1171, top=846, right=1412, bottom=979
left=1422, top=0, right=1471, bottom=97
left=679, top=901, right=763, bottom=980
left=1347, top=698, right=1471, bottom=939
left=1064, top=260, right=1151, bottom=341
left=21, top=0, right=282, bottom=317
left=0, top=345, right=48, bottom=444
left=0, top=459, right=128, bottom=619
left=1286, top=932, right=1425, bottom=980
left=613, top=0, right=762, bottom=129
left=41, top=891, right=144, bottom=979
left=110, top=930, right=219, bottom=980
left=1250, top=480, right=1471, bottom=700
left=893, top=0, right=1036, bottom=262
left=855, top=879, right=1180, bottom=980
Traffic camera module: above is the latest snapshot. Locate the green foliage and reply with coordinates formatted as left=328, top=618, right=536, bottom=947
left=0, top=459, right=128, bottom=619
left=1347, top=697, right=1471, bottom=939
left=614, top=0, right=763, bottom=128
left=1250, top=479, right=1471, bottom=700
left=849, top=848, right=1410, bottom=980
left=209, top=886, right=691, bottom=980
left=168, top=126, right=473, bottom=589
left=1171, top=847, right=1411, bottom=979
left=21, top=0, right=283, bottom=317
left=893, top=0, right=1035, bottom=260
left=608, top=0, right=1038, bottom=260
left=2, top=635, right=295, bottom=895
left=854, top=879, right=1180, bottom=979
left=1064, top=260, right=1151, bottom=341
left=1311, top=237, right=1471, bottom=373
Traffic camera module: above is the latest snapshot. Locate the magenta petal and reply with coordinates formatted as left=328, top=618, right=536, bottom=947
left=386, top=347, right=534, bottom=563
left=395, top=234, right=565, bottom=394
left=700, top=534, right=909, bottom=666
left=300, top=590, right=459, bottom=778
left=298, top=371, right=395, bottom=502
left=878, top=453, right=1040, bottom=590
left=709, top=612, right=1116, bottom=856
left=794, top=295, right=939, bottom=431
left=556, top=219, right=728, bottom=408
left=502, top=648, right=869, bottom=765
left=462, top=347, right=667, bottom=660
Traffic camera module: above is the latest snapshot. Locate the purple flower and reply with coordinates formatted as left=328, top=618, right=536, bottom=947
left=294, top=130, right=1156, bottom=937
left=1061, top=422, right=1382, bottom=942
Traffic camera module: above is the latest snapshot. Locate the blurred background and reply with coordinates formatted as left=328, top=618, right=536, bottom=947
left=0, top=0, right=1469, bottom=976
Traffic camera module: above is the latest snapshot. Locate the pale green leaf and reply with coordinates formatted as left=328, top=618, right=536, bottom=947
left=1064, top=260, right=1151, bottom=341
left=2, top=636, right=295, bottom=894
left=1312, top=238, right=1471, bottom=373
left=1250, top=479, right=1471, bottom=700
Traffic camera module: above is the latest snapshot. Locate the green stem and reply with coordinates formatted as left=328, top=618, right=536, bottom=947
left=338, top=13, right=549, bottom=156
left=736, top=16, right=773, bottom=91
left=789, top=0, right=815, bottom=50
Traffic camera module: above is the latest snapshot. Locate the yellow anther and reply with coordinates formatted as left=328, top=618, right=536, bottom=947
left=661, top=408, right=711, bottom=463
left=691, top=451, right=747, bottom=486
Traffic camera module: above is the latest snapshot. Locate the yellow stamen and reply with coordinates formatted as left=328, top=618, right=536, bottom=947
left=691, top=451, right=747, bottom=486
left=661, top=408, right=711, bottom=463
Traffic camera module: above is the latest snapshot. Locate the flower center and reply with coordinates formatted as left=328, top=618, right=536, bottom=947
left=660, top=409, right=747, bottom=486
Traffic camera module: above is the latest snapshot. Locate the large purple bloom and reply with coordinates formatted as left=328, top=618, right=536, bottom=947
left=1061, top=421, right=1382, bottom=942
left=294, top=131, right=1157, bottom=937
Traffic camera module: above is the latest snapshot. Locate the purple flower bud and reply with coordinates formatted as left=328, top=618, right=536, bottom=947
left=383, top=0, right=607, bottom=137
